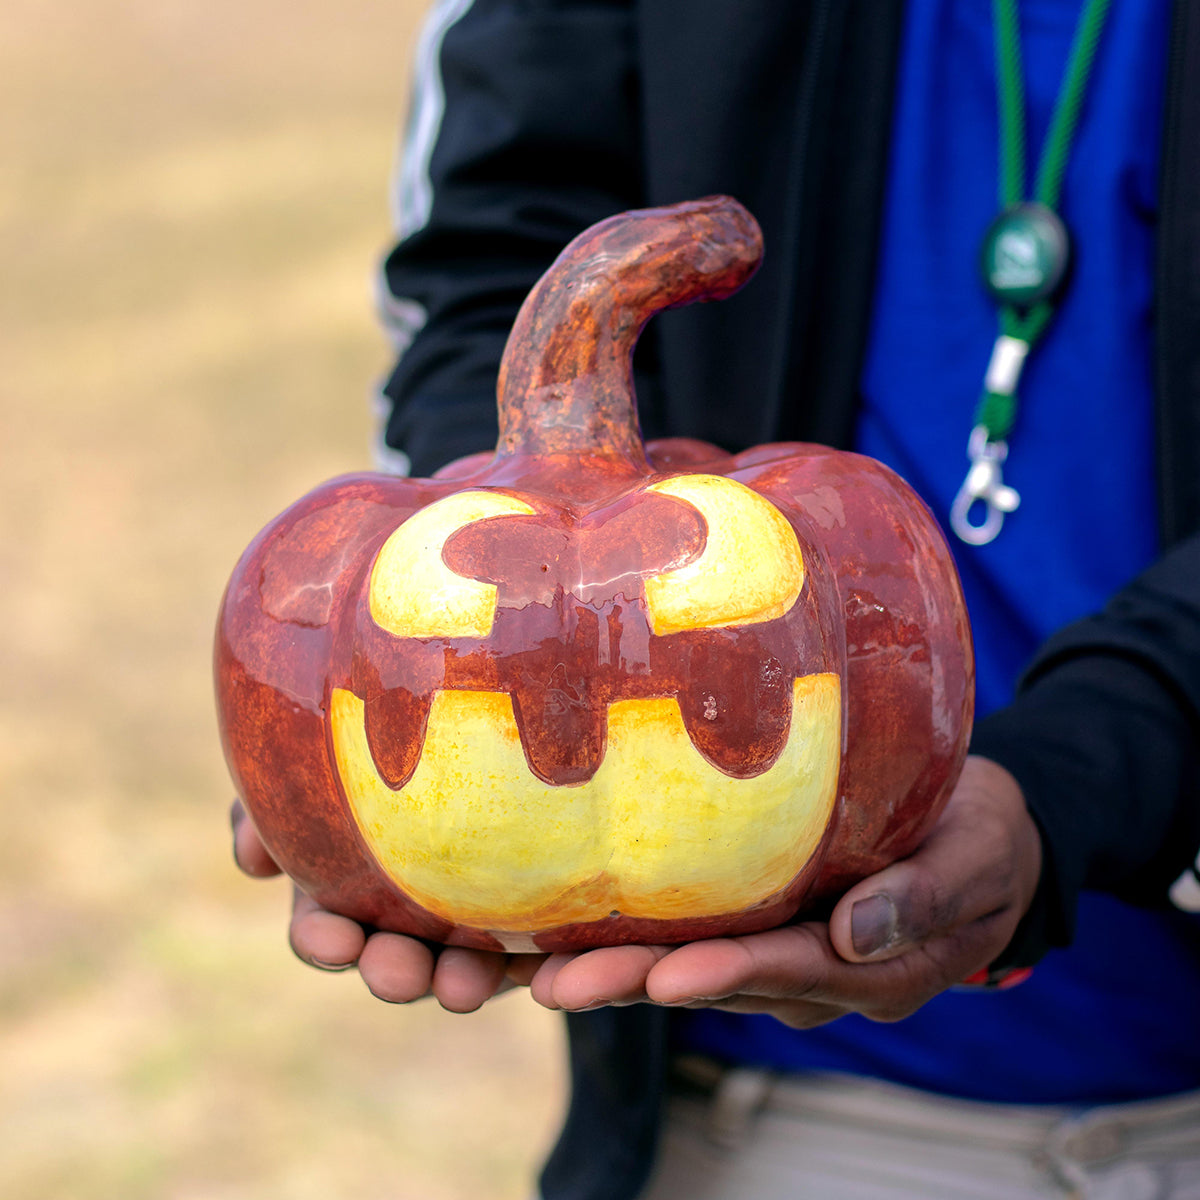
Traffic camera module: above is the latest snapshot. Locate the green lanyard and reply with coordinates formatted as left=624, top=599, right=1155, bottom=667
left=950, top=0, right=1113, bottom=545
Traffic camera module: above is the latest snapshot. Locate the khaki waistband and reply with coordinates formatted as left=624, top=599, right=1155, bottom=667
left=669, top=1055, right=1200, bottom=1169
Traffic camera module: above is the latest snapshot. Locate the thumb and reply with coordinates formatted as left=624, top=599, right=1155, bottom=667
left=827, top=756, right=1040, bottom=965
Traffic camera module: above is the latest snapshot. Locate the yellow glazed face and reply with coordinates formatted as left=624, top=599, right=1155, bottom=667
left=644, top=475, right=805, bottom=634
left=370, top=491, right=536, bottom=638
left=331, top=676, right=840, bottom=934
left=337, top=475, right=842, bottom=937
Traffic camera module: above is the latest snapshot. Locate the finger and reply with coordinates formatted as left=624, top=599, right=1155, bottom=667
left=358, top=931, right=437, bottom=1003
left=645, top=925, right=832, bottom=1007
left=230, top=798, right=282, bottom=877
left=646, top=921, right=1003, bottom=1024
left=505, top=953, right=549, bottom=988
left=358, top=931, right=438, bottom=1003
left=690, top=992, right=851, bottom=1029
left=830, top=756, right=1040, bottom=964
left=289, top=886, right=367, bottom=970
left=538, top=945, right=672, bottom=1012
left=433, top=947, right=512, bottom=1013
left=529, top=953, right=576, bottom=1009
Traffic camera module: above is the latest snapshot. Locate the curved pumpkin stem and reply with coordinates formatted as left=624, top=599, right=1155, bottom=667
left=496, top=196, right=763, bottom=467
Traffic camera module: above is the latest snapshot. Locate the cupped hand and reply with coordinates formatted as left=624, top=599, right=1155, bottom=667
left=230, top=799, right=543, bottom=1012
left=528, top=756, right=1041, bottom=1026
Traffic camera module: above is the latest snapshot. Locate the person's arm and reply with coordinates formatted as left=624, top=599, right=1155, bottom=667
left=375, top=0, right=647, bottom=477
left=972, top=529, right=1200, bottom=965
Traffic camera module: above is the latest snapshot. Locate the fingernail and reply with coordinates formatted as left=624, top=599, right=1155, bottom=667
left=309, top=958, right=355, bottom=972
left=851, top=894, right=898, bottom=957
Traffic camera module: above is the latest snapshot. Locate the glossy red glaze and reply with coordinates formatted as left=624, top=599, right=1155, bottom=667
left=216, top=196, right=974, bottom=951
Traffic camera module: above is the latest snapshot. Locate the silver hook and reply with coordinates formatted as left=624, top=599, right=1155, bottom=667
left=950, top=425, right=1021, bottom=546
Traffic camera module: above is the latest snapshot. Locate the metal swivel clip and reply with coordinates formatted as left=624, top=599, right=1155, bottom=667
left=952, top=334, right=1027, bottom=545
left=951, top=424, right=1021, bottom=546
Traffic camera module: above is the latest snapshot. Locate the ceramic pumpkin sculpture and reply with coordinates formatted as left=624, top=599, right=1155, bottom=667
left=216, top=196, right=973, bottom=953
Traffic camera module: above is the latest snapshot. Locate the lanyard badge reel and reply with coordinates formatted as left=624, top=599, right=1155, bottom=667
left=951, top=0, right=1111, bottom=546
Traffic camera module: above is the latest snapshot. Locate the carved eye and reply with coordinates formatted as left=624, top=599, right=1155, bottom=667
left=370, top=491, right=536, bottom=638
left=644, top=475, right=803, bottom=635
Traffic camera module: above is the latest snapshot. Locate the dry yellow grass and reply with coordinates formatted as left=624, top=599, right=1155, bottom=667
left=0, top=2, right=566, bottom=1196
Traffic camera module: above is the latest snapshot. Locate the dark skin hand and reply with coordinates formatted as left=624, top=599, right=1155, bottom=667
left=231, top=755, right=1041, bottom=1020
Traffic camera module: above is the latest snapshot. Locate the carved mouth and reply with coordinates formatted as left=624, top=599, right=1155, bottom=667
left=330, top=674, right=841, bottom=934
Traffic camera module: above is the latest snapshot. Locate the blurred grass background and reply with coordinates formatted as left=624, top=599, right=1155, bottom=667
left=0, top=2, right=565, bottom=1196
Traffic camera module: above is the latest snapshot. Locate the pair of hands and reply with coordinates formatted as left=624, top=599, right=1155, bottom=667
left=231, top=756, right=1041, bottom=1027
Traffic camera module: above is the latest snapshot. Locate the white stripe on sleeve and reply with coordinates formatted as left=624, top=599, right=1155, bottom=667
left=373, top=0, right=480, bottom=475
left=1169, top=855, right=1200, bottom=913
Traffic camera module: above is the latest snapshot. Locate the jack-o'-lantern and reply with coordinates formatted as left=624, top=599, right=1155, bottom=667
left=216, top=196, right=973, bottom=953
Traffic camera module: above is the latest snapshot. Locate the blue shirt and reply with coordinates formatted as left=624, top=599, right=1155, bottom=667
left=679, top=0, right=1200, bottom=1103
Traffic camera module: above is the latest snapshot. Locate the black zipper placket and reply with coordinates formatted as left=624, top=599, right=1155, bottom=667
left=1155, top=0, right=1200, bottom=546
left=761, top=0, right=837, bottom=443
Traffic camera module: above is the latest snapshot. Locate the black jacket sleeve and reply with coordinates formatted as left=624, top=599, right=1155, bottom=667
left=972, top=530, right=1200, bottom=966
left=377, top=0, right=644, bottom=477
